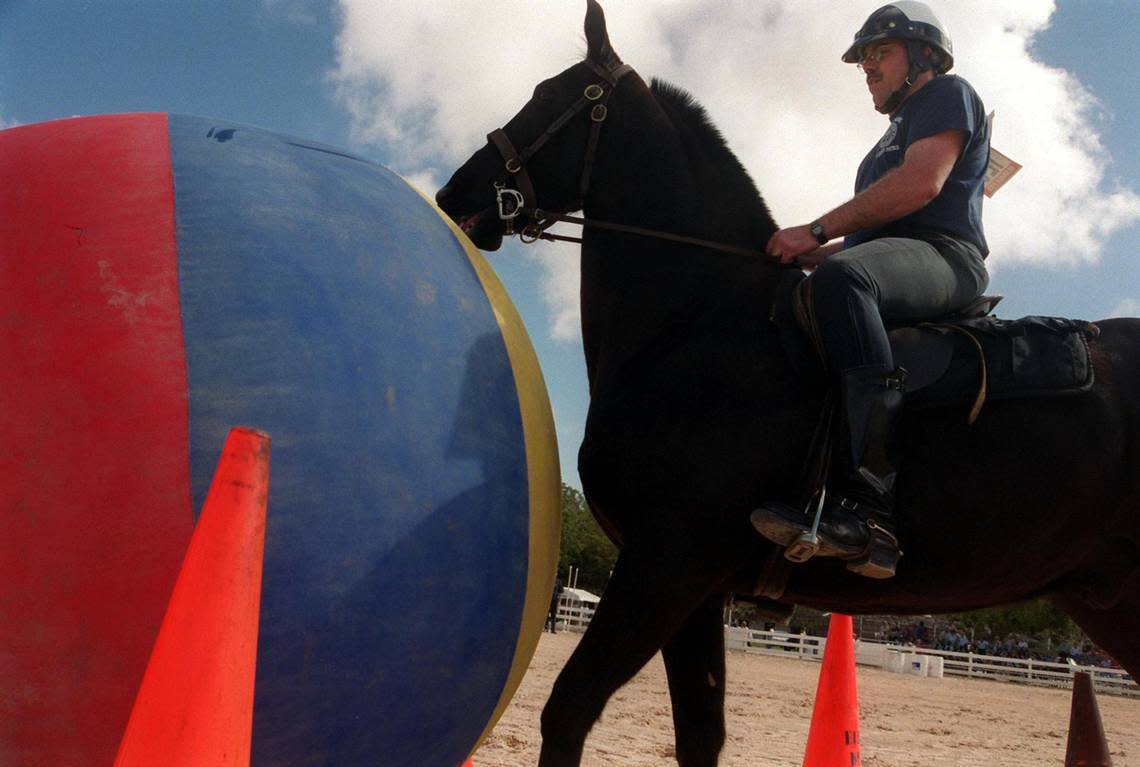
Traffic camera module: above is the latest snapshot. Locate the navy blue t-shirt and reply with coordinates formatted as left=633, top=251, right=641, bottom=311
left=845, top=74, right=990, bottom=256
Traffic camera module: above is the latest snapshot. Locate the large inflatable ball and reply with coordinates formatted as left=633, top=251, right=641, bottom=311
left=0, top=114, right=559, bottom=766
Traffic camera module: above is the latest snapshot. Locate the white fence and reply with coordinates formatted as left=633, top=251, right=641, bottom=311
left=725, top=626, right=825, bottom=660
left=549, top=610, right=1138, bottom=698
left=552, top=599, right=596, bottom=633
left=724, top=627, right=1139, bottom=699
left=881, top=643, right=1139, bottom=698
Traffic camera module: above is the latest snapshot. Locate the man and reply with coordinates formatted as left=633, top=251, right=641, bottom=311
left=751, top=2, right=990, bottom=578
left=547, top=576, right=564, bottom=632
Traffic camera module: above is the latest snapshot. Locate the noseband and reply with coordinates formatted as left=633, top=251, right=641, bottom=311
left=488, top=59, right=633, bottom=241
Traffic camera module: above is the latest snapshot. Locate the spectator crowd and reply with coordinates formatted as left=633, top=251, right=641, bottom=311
left=880, top=620, right=1120, bottom=669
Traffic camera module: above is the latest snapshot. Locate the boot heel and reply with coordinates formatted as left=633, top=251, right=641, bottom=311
left=846, top=528, right=900, bottom=579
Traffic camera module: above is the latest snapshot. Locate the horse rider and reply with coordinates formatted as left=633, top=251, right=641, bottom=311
left=751, top=2, right=990, bottom=578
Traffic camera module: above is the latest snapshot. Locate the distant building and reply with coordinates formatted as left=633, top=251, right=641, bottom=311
left=556, top=588, right=601, bottom=632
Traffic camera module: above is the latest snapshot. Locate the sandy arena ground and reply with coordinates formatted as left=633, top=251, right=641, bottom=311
left=473, top=631, right=1140, bottom=766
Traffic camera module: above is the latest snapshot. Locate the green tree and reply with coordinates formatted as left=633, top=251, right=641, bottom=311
left=558, top=484, right=619, bottom=594
left=942, top=599, right=1083, bottom=649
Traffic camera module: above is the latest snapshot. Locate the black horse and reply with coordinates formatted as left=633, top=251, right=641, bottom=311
left=436, top=3, right=1140, bottom=765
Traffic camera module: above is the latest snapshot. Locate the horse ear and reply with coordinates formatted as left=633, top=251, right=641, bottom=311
left=585, top=0, right=622, bottom=68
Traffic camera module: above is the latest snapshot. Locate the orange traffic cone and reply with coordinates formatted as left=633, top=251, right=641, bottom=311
left=1065, top=671, right=1113, bottom=766
left=114, top=427, right=271, bottom=767
left=802, top=613, right=861, bottom=767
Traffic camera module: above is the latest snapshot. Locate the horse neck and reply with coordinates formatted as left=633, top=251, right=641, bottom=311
left=578, top=93, right=782, bottom=396
left=584, top=86, right=776, bottom=249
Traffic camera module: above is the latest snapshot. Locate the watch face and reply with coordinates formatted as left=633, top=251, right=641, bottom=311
left=810, top=223, right=825, bottom=243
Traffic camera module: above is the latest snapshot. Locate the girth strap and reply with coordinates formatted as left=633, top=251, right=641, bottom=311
left=916, top=322, right=988, bottom=424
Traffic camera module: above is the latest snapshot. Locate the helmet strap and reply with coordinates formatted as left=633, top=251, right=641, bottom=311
left=878, top=76, right=913, bottom=115
left=905, top=39, right=937, bottom=79
left=877, top=40, right=935, bottom=115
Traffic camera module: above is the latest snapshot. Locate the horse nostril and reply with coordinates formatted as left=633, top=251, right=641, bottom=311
left=435, top=185, right=452, bottom=207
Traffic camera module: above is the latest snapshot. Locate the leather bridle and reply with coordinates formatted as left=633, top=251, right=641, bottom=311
left=487, top=59, right=633, bottom=241
left=485, top=60, right=777, bottom=262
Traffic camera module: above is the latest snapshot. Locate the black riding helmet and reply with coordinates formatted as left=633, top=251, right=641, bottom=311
left=843, top=1, right=954, bottom=76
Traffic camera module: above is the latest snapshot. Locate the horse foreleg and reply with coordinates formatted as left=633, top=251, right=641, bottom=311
left=661, top=593, right=727, bottom=767
left=1053, top=585, right=1140, bottom=682
left=538, top=538, right=727, bottom=767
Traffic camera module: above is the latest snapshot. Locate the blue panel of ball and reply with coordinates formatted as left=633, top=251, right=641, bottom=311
left=168, top=115, right=533, bottom=765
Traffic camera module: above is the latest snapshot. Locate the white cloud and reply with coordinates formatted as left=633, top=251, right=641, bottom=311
left=1107, top=298, right=1140, bottom=319
left=532, top=240, right=582, bottom=342
left=331, top=0, right=1140, bottom=341
left=399, top=169, right=442, bottom=201
left=330, top=3, right=587, bottom=173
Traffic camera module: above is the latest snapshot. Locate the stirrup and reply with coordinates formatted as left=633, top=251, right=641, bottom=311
left=783, top=487, right=827, bottom=564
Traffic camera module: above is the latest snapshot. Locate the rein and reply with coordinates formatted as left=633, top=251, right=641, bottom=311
left=512, top=208, right=771, bottom=260
left=487, top=60, right=776, bottom=263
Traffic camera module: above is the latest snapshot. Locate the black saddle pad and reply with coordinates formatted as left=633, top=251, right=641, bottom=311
left=770, top=270, right=1098, bottom=416
left=892, top=315, right=1097, bottom=412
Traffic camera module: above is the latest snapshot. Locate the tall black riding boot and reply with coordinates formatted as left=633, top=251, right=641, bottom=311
left=751, top=366, right=905, bottom=579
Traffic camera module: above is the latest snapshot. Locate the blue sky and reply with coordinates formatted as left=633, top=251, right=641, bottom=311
left=3, top=1, right=1138, bottom=489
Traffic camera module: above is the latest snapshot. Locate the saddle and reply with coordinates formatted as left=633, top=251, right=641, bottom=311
left=773, top=269, right=1098, bottom=423
left=747, top=272, right=1099, bottom=603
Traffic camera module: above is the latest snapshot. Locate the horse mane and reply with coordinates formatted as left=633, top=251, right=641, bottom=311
left=648, top=77, right=776, bottom=233
left=649, top=78, right=729, bottom=155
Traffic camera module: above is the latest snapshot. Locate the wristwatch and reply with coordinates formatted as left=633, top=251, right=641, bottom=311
left=809, top=221, right=827, bottom=245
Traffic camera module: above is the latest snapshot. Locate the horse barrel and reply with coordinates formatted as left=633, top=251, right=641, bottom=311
left=0, top=113, right=559, bottom=766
